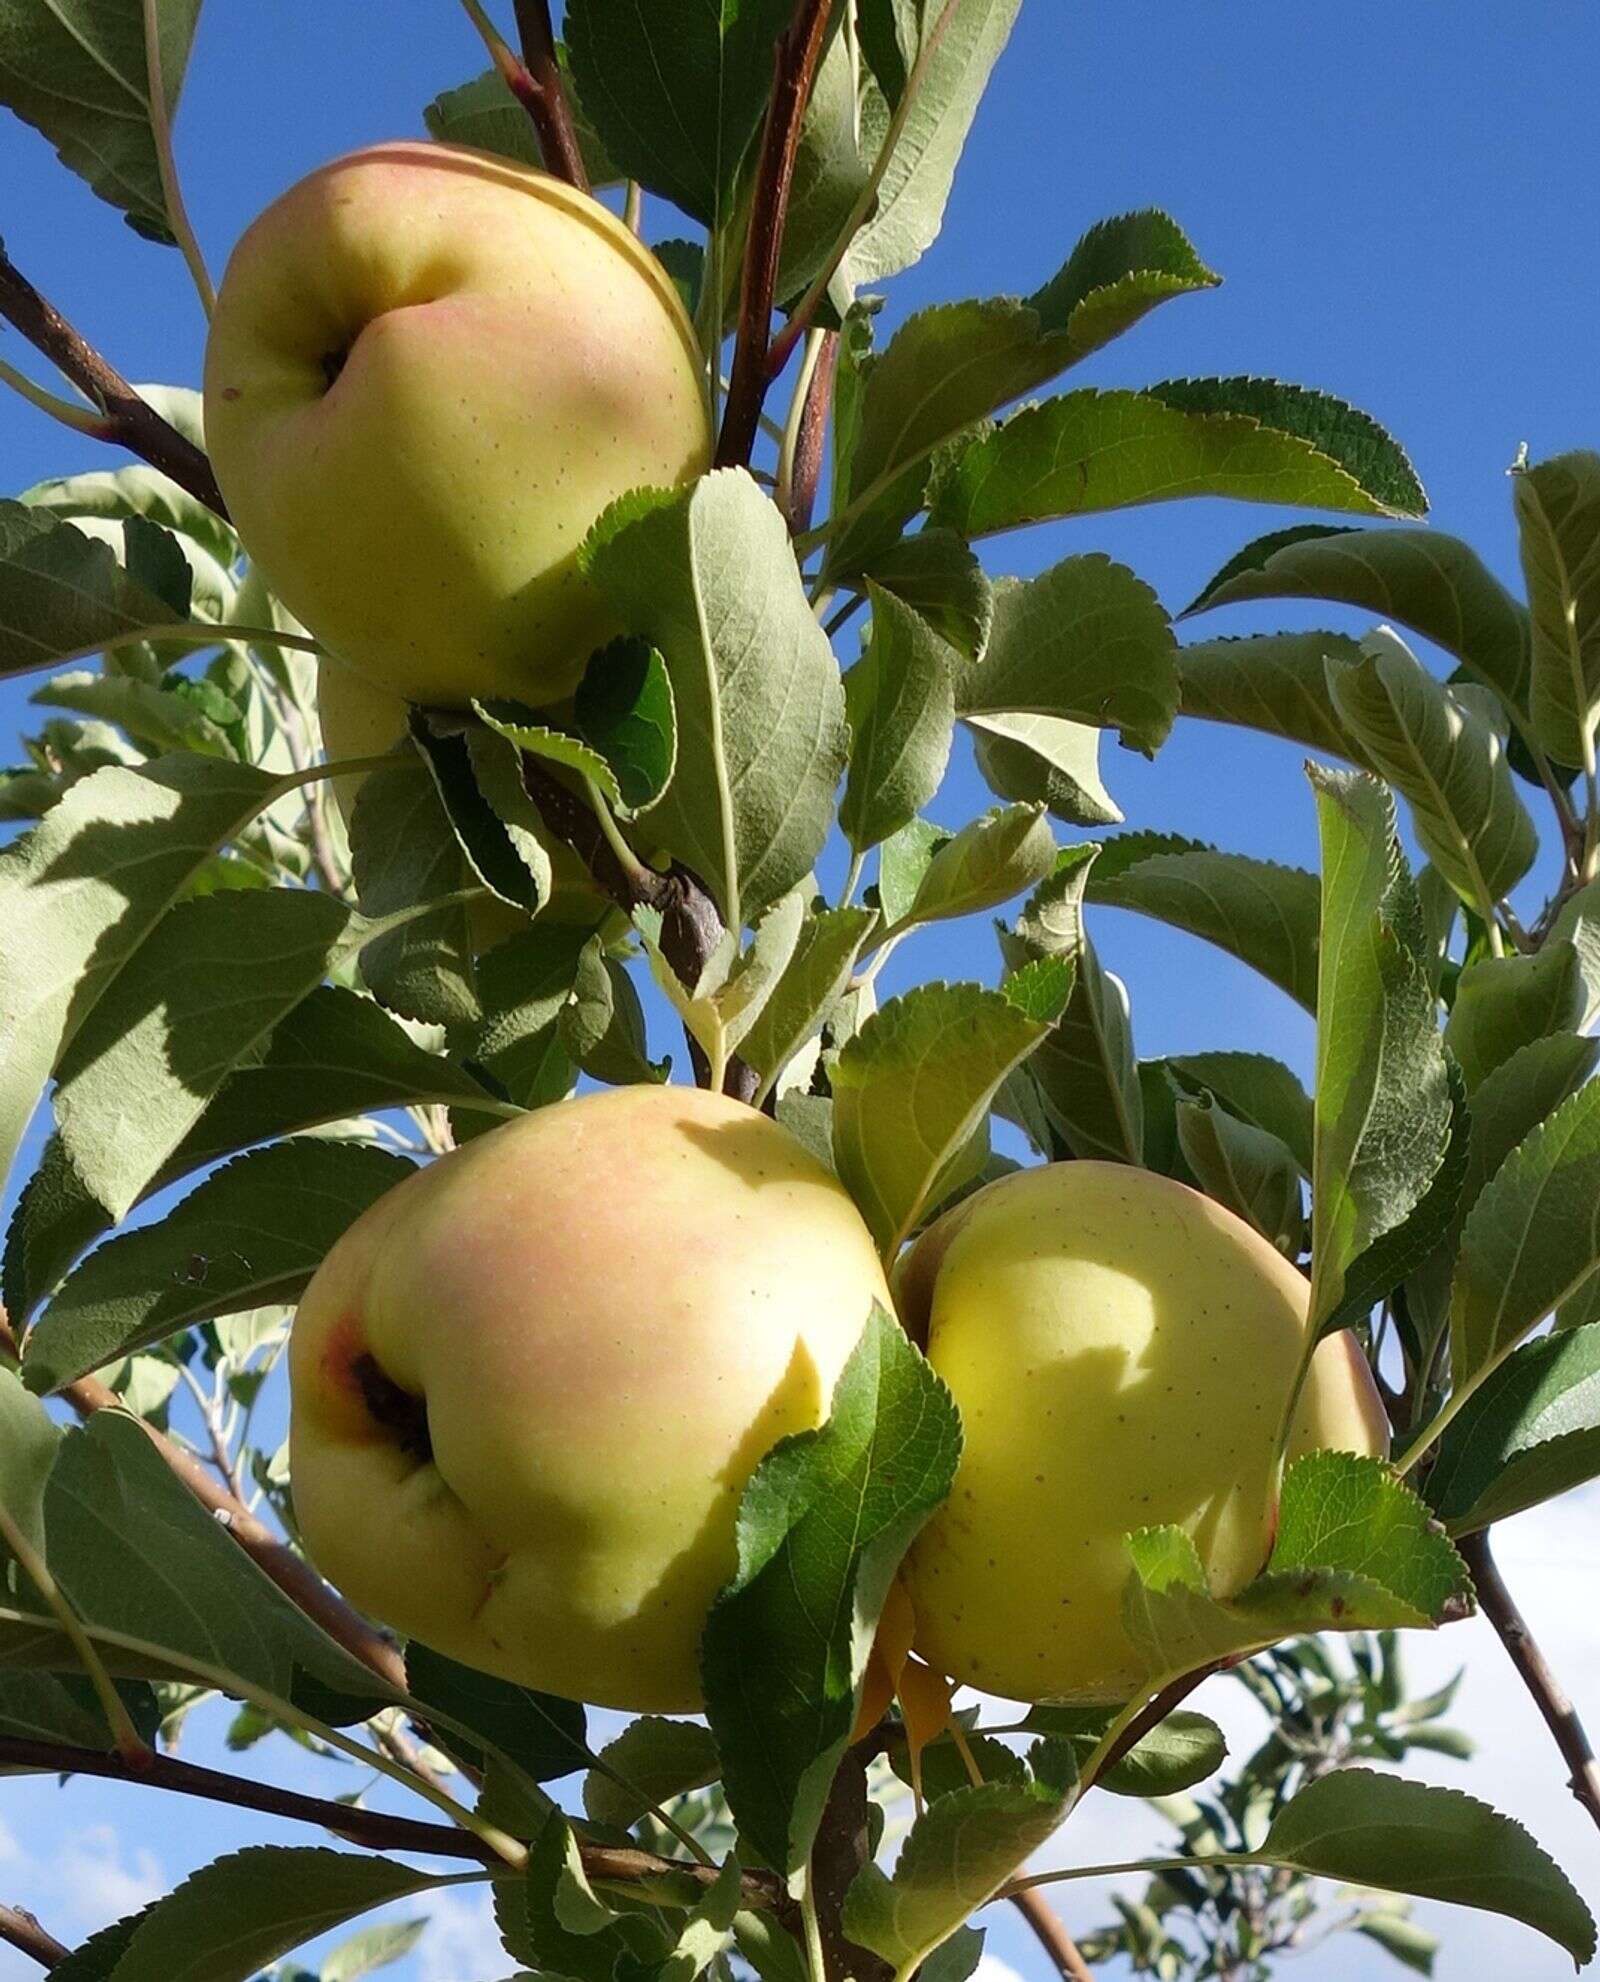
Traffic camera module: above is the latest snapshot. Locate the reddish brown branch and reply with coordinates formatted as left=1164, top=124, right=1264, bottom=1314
left=0, top=1311, right=406, bottom=1693
left=715, top=0, right=836, bottom=469
left=809, top=1738, right=893, bottom=1982
left=0, top=245, right=227, bottom=518
left=783, top=330, right=838, bottom=535
left=0, top=1734, right=784, bottom=1909
left=0, top=1904, right=68, bottom=1971
left=1461, top=1529, right=1600, bottom=1833
left=509, top=0, right=590, bottom=188
left=1011, top=1887, right=1096, bottom=1982
left=1096, top=1666, right=1222, bottom=1782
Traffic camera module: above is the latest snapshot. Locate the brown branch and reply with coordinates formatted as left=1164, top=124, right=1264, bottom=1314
left=1095, top=1665, right=1223, bottom=1782
left=0, top=1310, right=407, bottom=1694
left=715, top=0, right=836, bottom=469
left=0, top=244, right=227, bottom=518
left=509, top=0, right=590, bottom=189
left=783, top=330, right=838, bottom=536
left=517, top=756, right=759, bottom=1102
left=809, top=1738, right=893, bottom=1982
left=1011, top=1887, right=1096, bottom=1982
left=0, top=1904, right=68, bottom=1972
left=0, top=1733, right=784, bottom=1910
left=1460, top=1529, right=1600, bottom=1833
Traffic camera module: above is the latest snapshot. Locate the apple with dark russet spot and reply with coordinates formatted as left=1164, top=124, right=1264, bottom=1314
left=287, top=1085, right=891, bottom=1711
left=204, top=141, right=710, bottom=708
left=893, top=1160, right=1389, bottom=1704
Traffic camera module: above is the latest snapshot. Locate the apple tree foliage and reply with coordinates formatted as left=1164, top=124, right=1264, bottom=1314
left=0, top=3, right=1597, bottom=1980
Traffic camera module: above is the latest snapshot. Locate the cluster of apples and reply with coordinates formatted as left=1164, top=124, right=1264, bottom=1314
left=207, top=143, right=1385, bottom=1716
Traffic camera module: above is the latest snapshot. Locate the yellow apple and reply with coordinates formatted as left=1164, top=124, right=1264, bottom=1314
left=288, top=1085, right=892, bottom=1711
left=315, top=656, right=607, bottom=937
left=204, top=141, right=710, bottom=707
left=894, top=1161, right=1388, bottom=1704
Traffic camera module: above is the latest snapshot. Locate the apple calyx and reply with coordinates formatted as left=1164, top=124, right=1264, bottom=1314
left=350, top=1351, right=432, bottom=1462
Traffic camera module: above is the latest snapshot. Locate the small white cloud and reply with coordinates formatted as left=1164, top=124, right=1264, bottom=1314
left=0, top=1816, right=21, bottom=1866
left=974, top=1955, right=1029, bottom=1982
left=416, top=1887, right=509, bottom=1982
left=53, top=1825, right=164, bottom=1931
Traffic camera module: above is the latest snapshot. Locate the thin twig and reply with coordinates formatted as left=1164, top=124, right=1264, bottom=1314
left=0, top=1904, right=67, bottom=1972
left=716, top=0, right=836, bottom=469
left=1010, top=1887, right=1096, bottom=1982
left=0, top=245, right=226, bottom=516
left=518, top=756, right=759, bottom=1101
left=808, top=1738, right=893, bottom=1982
left=0, top=1309, right=407, bottom=1693
left=510, top=0, right=591, bottom=188
left=0, top=1732, right=783, bottom=1908
left=1460, top=1529, right=1600, bottom=1833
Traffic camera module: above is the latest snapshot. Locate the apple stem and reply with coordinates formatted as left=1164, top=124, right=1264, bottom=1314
left=0, top=243, right=227, bottom=517
left=716, top=0, right=836, bottom=470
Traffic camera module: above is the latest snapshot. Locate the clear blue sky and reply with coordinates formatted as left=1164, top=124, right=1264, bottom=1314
left=1, top=5, right=1597, bottom=1978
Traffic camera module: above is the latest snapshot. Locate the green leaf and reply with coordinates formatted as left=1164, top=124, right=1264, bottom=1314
left=702, top=1307, right=961, bottom=1874
left=1122, top=1453, right=1471, bottom=1684
left=424, top=62, right=622, bottom=186
left=8, top=1409, right=390, bottom=1706
left=573, top=637, right=678, bottom=813
left=0, top=0, right=202, bottom=238
left=966, top=711, right=1121, bottom=827
left=32, top=668, right=233, bottom=757
left=893, top=803, right=1058, bottom=932
left=52, top=889, right=353, bottom=1220
left=0, top=1366, right=62, bottom=1555
left=1551, top=878, right=1600, bottom=1031
left=1174, top=1092, right=1303, bottom=1254
left=832, top=976, right=1066, bottom=1258
left=843, top=1761, right=1069, bottom=1976
left=1022, top=1706, right=1226, bottom=1797
left=1443, top=942, right=1584, bottom=1092
left=1177, top=631, right=1373, bottom=766
left=877, top=815, right=947, bottom=927
left=0, top=753, right=281, bottom=1185
left=583, top=471, right=847, bottom=927
left=462, top=924, right=588, bottom=1122
left=857, top=531, right=993, bottom=662
left=826, top=211, right=1216, bottom=570
left=409, top=716, right=551, bottom=914
left=1184, top=523, right=1530, bottom=714
left=1327, top=629, right=1536, bottom=910
left=1354, top=1911, right=1439, bottom=1976
left=1163, top=1052, right=1313, bottom=1175
left=22, top=460, right=238, bottom=574
left=1261, top=1771, right=1594, bottom=1965
left=501, top=1811, right=672, bottom=1978
left=1450, top=1078, right=1600, bottom=1391
left=1403, top=1032, right=1600, bottom=1367
left=738, top=906, right=877, bottom=1094
left=1085, top=832, right=1321, bottom=1011
left=319, top=1919, right=427, bottom=1982
left=931, top=384, right=1425, bottom=540
left=1307, top=768, right=1452, bottom=1332
left=955, top=559, right=1177, bottom=759
left=22, top=1141, right=414, bottom=1393
left=1513, top=450, right=1600, bottom=769
left=1427, top=1323, right=1600, bottom=1533
left=1002, top=845, right=1140, bottom=1164
left=836, top=0, right=1023, bottom=295
left=405, top=1644, right=587, bottom=1783
left=583, top=1716, right=722, bottom=1830
left=348, top=762, right=477, bottom=1026
left=841, top=587, right=960, bottom=854
left=95, top=1848, right=446, bottom=1982
left=564, top=0, right=791, bottom=224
